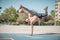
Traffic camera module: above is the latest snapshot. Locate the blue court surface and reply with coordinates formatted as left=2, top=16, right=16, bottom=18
left=0, top=33, right=60, bottom=40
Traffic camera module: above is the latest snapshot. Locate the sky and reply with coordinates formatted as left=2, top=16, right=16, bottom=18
left=0, top=0, right=55, bottom=14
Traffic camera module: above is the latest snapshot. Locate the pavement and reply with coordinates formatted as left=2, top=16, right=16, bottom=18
left=0, top=24, right=60, bottom=34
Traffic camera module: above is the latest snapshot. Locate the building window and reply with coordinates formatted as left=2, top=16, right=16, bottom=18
left=55, top=7, right=58, bottom=9
left=59, top=8, right=60, bottom=10
left=55, top=10, right=58, bottom=13
left=59, top=19, right=60, bottom=20
left=59, top=4, right=60, bottom=6
left=59, top=15, right=60, bottom=17
left=59, top=12, right=60, bottom=13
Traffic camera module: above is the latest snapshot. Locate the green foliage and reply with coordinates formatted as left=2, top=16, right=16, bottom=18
left=50, top=10, right=55, bottom=18
left=0, top=6, right=18, bottom=24
left=41, top=20, right=54, bottom=25
left=3, top=6, right=18, bottom=22
left=0, top=6, right=58, bottom=26
left=56, top=21, right=60, bottom=25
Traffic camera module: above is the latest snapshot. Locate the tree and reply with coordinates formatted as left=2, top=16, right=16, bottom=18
left=50, top=10, right=56, bottom=25
left=50, top=10, right=55, bottom=19
left=0, top=13, right=7, bottom=23
left=3, top=6, right=18, bottom=23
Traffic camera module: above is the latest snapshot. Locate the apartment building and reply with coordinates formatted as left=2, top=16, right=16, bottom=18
left=55, top=0, right=60, bottom=21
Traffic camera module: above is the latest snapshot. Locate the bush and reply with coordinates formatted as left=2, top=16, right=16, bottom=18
left=42, top=20, right=54, bottom=25
left=56, top=21, right=60, bottom=25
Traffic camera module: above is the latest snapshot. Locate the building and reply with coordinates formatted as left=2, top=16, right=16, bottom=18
left=55, top=0, right=60, bottom=21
